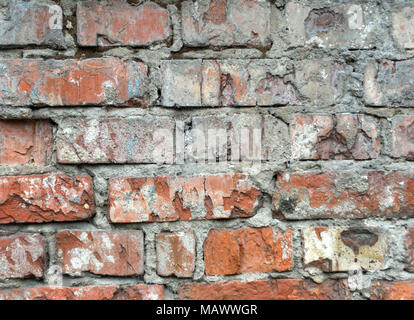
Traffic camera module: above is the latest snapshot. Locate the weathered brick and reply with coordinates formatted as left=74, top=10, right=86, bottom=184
left=109, top=173, right=262, bottom=223
left=182, top=0, right=271, bottom=48
left=0, top=175, right=94, bottom=224
left=189, top=114, right=290, bottom=162
left=285, top=2, right=376, bottom=49
left=178, top=279, right=350, bottom=300
left=56, top=117, right=174, bottom=164
left=156, top=231, right=196, bottom=278
left=203, top=227, right=292, bottom=275
left=273, top=171, right=414, bottom=219
left=0, top=285, right=164, bottom=300
left=290, top=114, right=380, bottom=160
left=0, top=0, right=64, bottom=48
left=294, top=60, right=345, bottom=105
left=77, top=1, right=171, bottom=47
left=405, top=228, right=414, bottom=272
left=365, top=59, right=414, bottom=107
left=0, top=233, right=45, bottom=279
left=371, top=281, right=414, bottom=300
left=0, top=120, right=53, bottom=165
left=392, top=6, right=414, bottom=49
left=161, top=59, right=298, bottom=107
left=392, top=115, right=414, bottom=159
left=303, top=227, right=386, bottom=272
left=56, top=230, right=144, bottom=276
left=0, top=58, right=149, bottom=107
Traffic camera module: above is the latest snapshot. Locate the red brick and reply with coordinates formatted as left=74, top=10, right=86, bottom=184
left=0, top=58, right=149, bottom=107
left=0, top=120, right=52, bottom=165
left=0, top=233, right=45, bottom=279
left=273, top=171, right=414, bottom=219
left=109, top=173, right=262, bottom=223
left=0, top=175, right=94, bottom=224
left=405, top=228, right=414, bottom=272
left=156, top=231, right=196, bottom=278
left=77, top=1, right=171, bottom=47
left=290, top=114, right=380, bottom=160
left=56, top=230, right=144, bottom=276
left=203, top=227, right=292, bottom=275
left=285, top=2, right=376, bottom=49
left=0, top=285, right=164, bottom=300
left=178, top=279, right=350, bottom=300
left=371, top=281, right=414, bottom=300
left=0, top=0, right=64, bottom=48
left=392, top=115, right=414, bottom=159
left=56, top=117, right=174, bottom=164
left=182, top=0, right=271, bottom=47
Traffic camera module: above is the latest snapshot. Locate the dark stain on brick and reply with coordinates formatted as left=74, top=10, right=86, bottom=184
left=220, top=73, right=235, bottom=106
left=340, top=228, right=378, bottom=255
left=256, top=72, right=298, bottom=105
left=305, top=8, right=345, bottom=38
left=305, top=257, right=333, bottom=272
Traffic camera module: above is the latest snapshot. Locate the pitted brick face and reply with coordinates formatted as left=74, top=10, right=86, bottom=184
left=0, top=285, right=164, bottom=300
left=56, top=231, right=144, bottom=276
left=109, top=173, right=262, bottom=223
left=0, top=175, right=94, bottom=224
left=371, top=281, right=414, bottom=300
left=392, top=116, right=414, bottom=159
left=405, top=228, right=414, bottom=272
left=203, top=227, right=292, bottom=275
left=0, top=233, right=45, bottom=279
left=77, top=1, right=171, bottom=47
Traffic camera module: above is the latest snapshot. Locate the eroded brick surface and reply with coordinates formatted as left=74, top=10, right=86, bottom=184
left=156, top=231, right=196, bottom=278
left=57, top=230, right=144, bottom=276
left=0, top=120, right=52, bottom=165
left=303, top=227, right=386, bottom=272
left=0, top=58, right=149, bottom=106
left=178, top=279, right=350, bottom=300
left=0, top=285, right=164, bottom=300
left=77, top=1, right=171, bottom=47
left=273, top=171, right=414, bottom=219
left=392, top=116, right=414, bottom=159
left=109, top=174, right=261, bottom=223
left=405, top=228, right=414, bottom=272
left=0, top=233, right=45, bottom=279
left=290, top=114, right=380, bottom=160
left=392, top=6, right=414, bottom=49
left=285, top=2, right=376, bottom=49
left=371, top=281, right=414, bottom=300
left=203, top=227, right=292, bottom=275
left=0, top=175, right=94, bottom=224
left=0, top=0, right=65, bottom=48
left=182, top=0, right=271, bottom=48
left=56, top=118, right=174, bottom=164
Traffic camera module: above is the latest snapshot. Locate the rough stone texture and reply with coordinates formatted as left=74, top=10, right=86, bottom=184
left=0, top=58, right=149, bottom=107
left=0, top=233, right=45, bottom=279
left=392, top=115, right=414, bottom=159
left=0, top=285, right=164, bottom=300
left=0, top=120, right=53, bottom=165
left=178, top=279, right=350, bottom=300
left=0, top=0, right=65, bottom=48
left=365, top=59, right=414, bottom=107
left=294, top=60, right=345, bottom=105
left=77, top=1, right=171, bottom=47
left=161, top=59, right=298, bottom=107
left=156, top=231, right=196, bottom=278
left=405, top=228, right=414, bottom=272
left=182, top=0, right=271, bottom=48
left=290, top=114, right=380, bottom=160
left=371, top=281, right=414, bottom=300
left=109, top=173, right=262, bottom=223
left=56, top=230, right=144, bottom=276
left=203, top=227, right=292, bottom=275
left=0, top=175, right=94, bottom=224
left=56, top=117, right=175, bottom=164
left=273, top=171, right=414, bottom=219
left=303, top=227, right=386, bottom=272
left=285, top=2, right=376, bottom=49
left=392, top=6, right=414, bottom=49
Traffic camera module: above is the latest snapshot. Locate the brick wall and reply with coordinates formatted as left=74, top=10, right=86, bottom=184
left=0, top=0, right=414, bottom=300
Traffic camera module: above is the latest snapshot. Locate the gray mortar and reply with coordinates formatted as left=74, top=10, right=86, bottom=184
left=1, top=0, right=414, bottom=300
